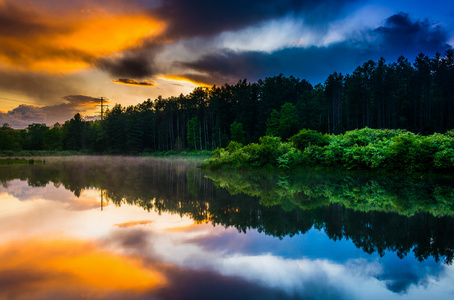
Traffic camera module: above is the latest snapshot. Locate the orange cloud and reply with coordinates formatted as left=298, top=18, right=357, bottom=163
left=0, top=238, right=166, bottom=298
left=158, top=74, right=212, bottom=88
left=112, top=79, right=156, bottom=87
left=115, top=220, right=154, bottom=228
left=0, top=2, right=166, bottom=73
left=163, top=222, right=205, bottom=232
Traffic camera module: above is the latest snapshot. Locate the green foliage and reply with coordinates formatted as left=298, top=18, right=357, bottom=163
left=0, top=123, right=23, bottom=151
left=278, top=102, right=299, bottom=139
left=187, top=116, right=199, bottom=150
left=289, top=129, right=330, bottom=150
left=25, top=123, right=49, bottom=150
left=265, top=103, right=299, bottom=140
left=226, top=141, right=243, bottom=153
left=0, top=158, right=45, bottom=165
left=205, top=128, right=454, bottom=173
left=265, top=109, right=280, bottom=136
left=205, top=169, right=454, bottom=218
left=43, top=124, right=63, bottom=150
left=230, top=121, right=246, bottom=144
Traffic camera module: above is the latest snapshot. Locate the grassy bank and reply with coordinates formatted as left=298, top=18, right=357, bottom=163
left=140, top=150, right=213, bottom=157
left=202, top=128, right=454, bottom=173
left=0, top=158, right=45, bottom=165
left=0, top=149, right=213, bottom=158
left=0, top=150, right=79, bottom=157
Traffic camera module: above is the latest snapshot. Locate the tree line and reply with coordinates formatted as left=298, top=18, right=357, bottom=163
left=1, top=50, right=454, bottom=153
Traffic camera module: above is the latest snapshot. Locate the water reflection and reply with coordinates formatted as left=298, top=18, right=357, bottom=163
left=1, top=156, right=454, bottom=299
left=0, top=238, right=166, bottom=298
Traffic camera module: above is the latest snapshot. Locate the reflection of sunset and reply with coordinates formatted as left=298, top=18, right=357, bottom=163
left=164, top=222, right=211, bottom=232
left=115, top=220, right=153, bottom=228
left=0, top=238, right=166, bottom=297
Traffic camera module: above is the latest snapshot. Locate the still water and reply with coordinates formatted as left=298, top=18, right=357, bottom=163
left=1, top=156, right=454, bottom=299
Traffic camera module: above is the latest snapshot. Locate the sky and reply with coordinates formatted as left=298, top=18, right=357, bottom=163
left=0, top=0, right=453, bottom=128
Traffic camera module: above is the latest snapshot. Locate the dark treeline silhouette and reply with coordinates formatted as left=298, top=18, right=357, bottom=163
left=1, top=51, right=454, bottom=153
left=1, top=157, right=454, bottom=264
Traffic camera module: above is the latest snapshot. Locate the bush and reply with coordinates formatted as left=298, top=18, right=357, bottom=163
left=276, top=143, right=301, bottom=169
left=434, top=148, right=454, bottom=170
left=289, top=129, right=330, bottom=151
left=204, top=128, right=454, bottom=173
left=226, top=141, right=243, bottom=153
left=258, top=136, right=282, bottom=165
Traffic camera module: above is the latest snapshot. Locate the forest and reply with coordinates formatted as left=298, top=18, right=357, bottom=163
left=1, top=50, right=454, bottom=154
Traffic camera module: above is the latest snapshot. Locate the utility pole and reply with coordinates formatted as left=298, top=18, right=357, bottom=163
left=100, top=189, right=104, bottom=211
left=97, top=97, right=108, bottom=121
left=100, top=97, right=104, bottom=121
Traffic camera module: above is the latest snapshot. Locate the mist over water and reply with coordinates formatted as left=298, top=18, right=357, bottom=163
left=1, top=156, right=453, bottom=299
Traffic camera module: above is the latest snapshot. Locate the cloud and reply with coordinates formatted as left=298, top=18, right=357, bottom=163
left=95, top=52, right=157, bottom=78
left=63, top=94, right=106, bottom=105
left=375, top=255, right=444, bottom=294
left=177, top=45, right=366, bottom=85
left=0, top=105, right=47, bottom=128
left=0, top=238, right=166, bottom=299
left=175, top=12, right=452, bottom=86
left=0, top=0, right=165, bottom=73
left=114, top=220, right=154, bottom=228
left=372, top=12, right=450, bottom=56
left=112, top=79, right=156, bottom=87
left=0, top=96, right=103, bottom=128
left=0, top=70, right=86, bottom=106
left=98, top=0, right=359, bottom=81
left=157, top=74, right=213, bottom=87
left=151, top=0, right=358, bottom=39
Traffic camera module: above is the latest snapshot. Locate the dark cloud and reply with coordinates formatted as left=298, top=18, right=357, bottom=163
left=0, top=269, right=69, bottom=299
left=152, top=0, right=357, bottom=39
left=178, top=45, right=368, bottom=85
left=100, top=228, right=155, bottom=257
left=177, top=12, right=452, bottom=86
left=376, top=256, right=443, bottom=294
left=93, top=0, right=357, bottom=79
left=95, top=53, right=156, bottom=78
left=154, top=264, right=346, bottom=300
left=0, top=1, right=65, bottom=38
left=112, top=79, right=155, bottom=87
left=63, top=95, right=105, bottom=105
left=0, top=96, right=102, bottom=128
left=373, top=12, right=450, bottom=57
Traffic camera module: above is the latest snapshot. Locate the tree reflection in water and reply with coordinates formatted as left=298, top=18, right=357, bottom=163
left=1, top=156, right=454, bottom=264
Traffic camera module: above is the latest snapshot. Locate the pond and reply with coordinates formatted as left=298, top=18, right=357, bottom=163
left=1, top=156, right=454, bottom=299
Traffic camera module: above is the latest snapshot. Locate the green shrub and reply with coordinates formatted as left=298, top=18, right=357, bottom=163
left=276, top=143, right=301, bottom=169
left=289, top=129, right=330, bottom=150
left=336, top=128, right=405, bottom=147
left=301, top=145, right=325, bottom=166
left=205, top=128, right=454, bottom=173
left=434, top=148, right=454, bottom=170
left=258, top=136, right=282, bottom=165
left=226, top=141, right=243, bottom=153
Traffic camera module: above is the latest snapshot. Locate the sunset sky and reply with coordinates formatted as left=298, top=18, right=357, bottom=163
left=0, top=0, right=453, bottom=128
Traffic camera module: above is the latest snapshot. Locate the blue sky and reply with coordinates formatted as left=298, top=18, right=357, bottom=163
left=0, top=0, right=453, bottom=127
